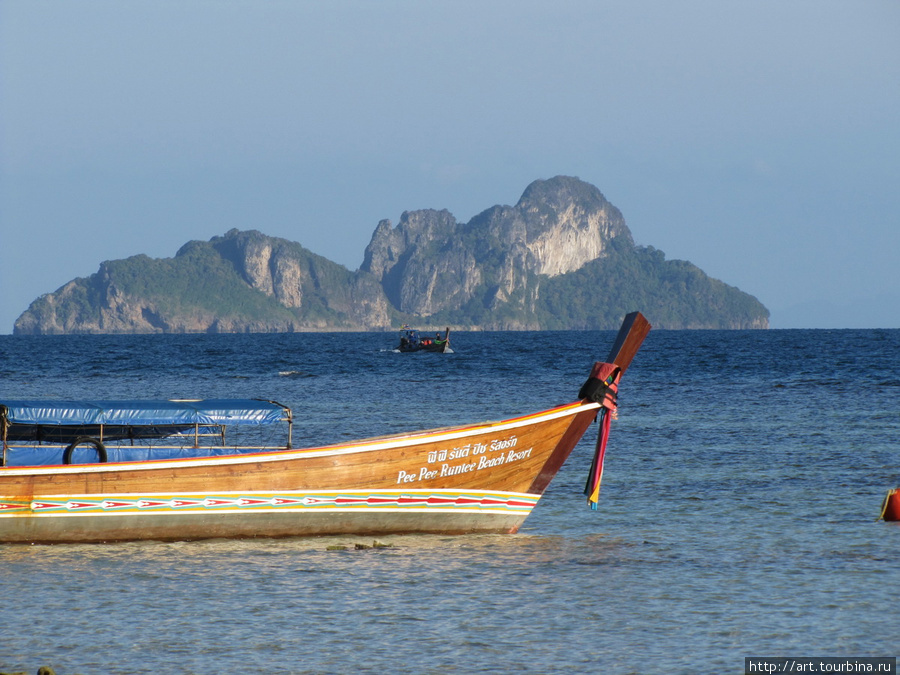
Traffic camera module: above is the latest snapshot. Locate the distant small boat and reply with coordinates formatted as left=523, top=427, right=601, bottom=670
left=0, top=312, right=649, bottom=544
left=879, top=489, right=900, bottom=521
left=397, top=325, right=451, bottom=353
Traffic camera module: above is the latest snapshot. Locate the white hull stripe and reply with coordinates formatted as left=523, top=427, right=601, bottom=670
left=0, top=402, right=598, bottom=477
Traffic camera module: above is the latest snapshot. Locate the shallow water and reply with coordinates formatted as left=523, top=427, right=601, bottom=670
left=1, top=329, right=898, bottom=674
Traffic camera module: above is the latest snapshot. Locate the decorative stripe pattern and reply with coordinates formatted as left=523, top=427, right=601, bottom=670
left=0, top=490, right=539, bottom=517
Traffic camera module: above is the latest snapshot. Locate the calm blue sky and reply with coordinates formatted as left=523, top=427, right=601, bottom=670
left=2, top=1, right=898, bottom=331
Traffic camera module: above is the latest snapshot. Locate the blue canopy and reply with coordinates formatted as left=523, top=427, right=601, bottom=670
left=1, top=399, right=290, bottom=429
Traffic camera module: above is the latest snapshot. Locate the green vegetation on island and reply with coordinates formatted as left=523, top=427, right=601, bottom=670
left=13, top=177, right=769, bottom=334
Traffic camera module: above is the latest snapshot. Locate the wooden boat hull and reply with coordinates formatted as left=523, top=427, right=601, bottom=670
left=398, top=342, right=450, bottom=353
left=0, top=402, right=598, bottom=543
left=880, top=489, right=900, bottom=522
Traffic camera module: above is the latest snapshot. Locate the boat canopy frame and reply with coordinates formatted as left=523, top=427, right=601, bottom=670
left=0, top=399, right=293, bottom=466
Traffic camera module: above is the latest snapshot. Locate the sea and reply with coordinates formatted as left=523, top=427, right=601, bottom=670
left=0, top=328, right=898, bottom=675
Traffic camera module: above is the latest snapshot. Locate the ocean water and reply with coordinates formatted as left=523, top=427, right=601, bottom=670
left=0, top=329, right=898, bottom=674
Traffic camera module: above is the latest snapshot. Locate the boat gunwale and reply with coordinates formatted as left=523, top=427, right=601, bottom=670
left=0, top=400, right=600, bottom=477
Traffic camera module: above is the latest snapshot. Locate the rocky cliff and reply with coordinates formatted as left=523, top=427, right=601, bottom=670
left=360, top=176, right=634, bottom=328
left=13, top=176, right=769, bottom=334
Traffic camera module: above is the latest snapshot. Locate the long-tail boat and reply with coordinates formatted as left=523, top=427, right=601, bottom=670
left=0, top=312, right=650, bottom=544
left=397, top=325, right=451, bottom=353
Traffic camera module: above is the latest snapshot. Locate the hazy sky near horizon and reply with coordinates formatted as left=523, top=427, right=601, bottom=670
left=2, top=1, right=898, bottom=332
